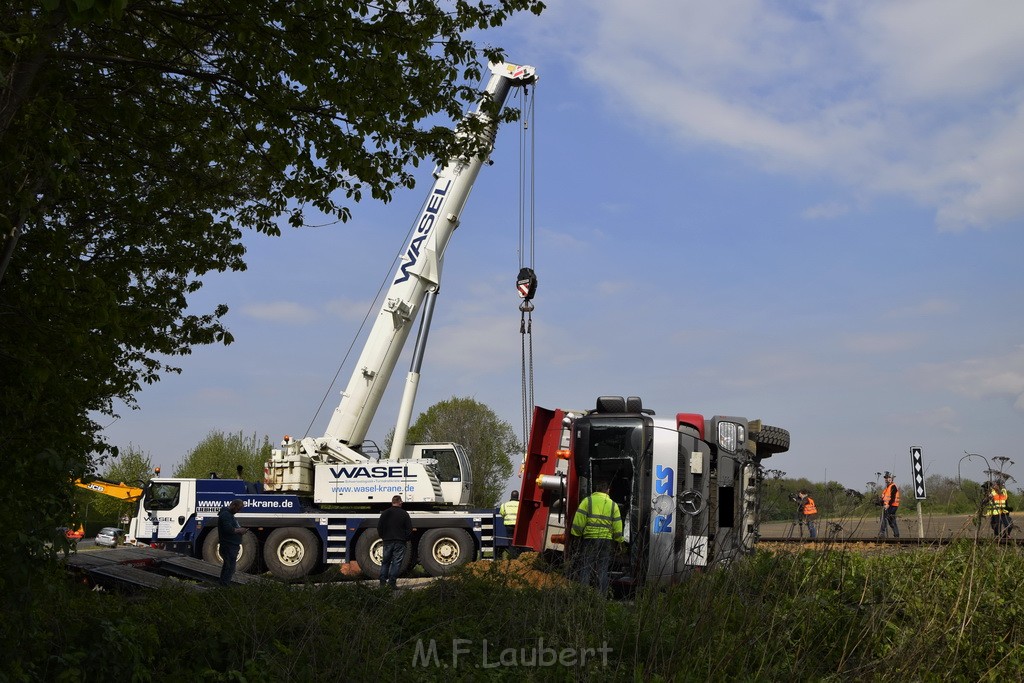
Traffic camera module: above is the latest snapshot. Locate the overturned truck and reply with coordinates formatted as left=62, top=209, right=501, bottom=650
left=515, top=396, right=790, bottom=588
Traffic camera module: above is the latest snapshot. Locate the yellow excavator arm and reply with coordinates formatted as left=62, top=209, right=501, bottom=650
left=74, top=478, right=144, bottom=502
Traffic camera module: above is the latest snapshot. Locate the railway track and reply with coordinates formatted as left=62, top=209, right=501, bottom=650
left=758, top=535, right=1024, bottom=548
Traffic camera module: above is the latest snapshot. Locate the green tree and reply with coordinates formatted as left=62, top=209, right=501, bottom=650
left=175, top=430, right=270, bottom=482
left=405, top=396, right=518, bottom=508
left=0, top=0, right=543, bottom=589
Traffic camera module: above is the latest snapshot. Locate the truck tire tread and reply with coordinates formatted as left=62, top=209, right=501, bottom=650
left=753, top=424, right=790, bottom=457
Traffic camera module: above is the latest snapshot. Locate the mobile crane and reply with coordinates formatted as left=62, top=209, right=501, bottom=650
left=515, top=396, right=790, bottom=589
left=129, top=61, right=537, bottom=581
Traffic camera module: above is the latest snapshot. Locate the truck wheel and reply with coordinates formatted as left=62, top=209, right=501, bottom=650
left=201, top=529, right=258, bottom=573
left=354, top=528, right=412, bottom=580
left=418, top=528, right=474, bottom=576
left=753, top=424, right=790, bottom=458
left=263, top=527, right=319, bottom=580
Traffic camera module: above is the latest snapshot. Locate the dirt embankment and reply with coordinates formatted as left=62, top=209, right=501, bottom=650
left=461, top=552, right=571, bottom=589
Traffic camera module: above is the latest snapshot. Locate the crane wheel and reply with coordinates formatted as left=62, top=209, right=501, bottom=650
left=418, top=528, right=474, bottom=576
left=202, top=529, right=258, bottom=573
left=263, top=527, right=319, bottom=580
left=354, top=528, right=412, bottom=580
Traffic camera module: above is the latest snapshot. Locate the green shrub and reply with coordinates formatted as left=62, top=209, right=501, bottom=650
left=6, top=543, right=1024, bottom=682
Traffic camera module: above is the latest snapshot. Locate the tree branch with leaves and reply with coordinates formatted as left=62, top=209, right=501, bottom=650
left=0, top=0, right=543, bottom=592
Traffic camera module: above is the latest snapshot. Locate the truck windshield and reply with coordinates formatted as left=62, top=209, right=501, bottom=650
left=585, top=418, right=644, bottom=462
left=143, top=482, right=181, bottom=511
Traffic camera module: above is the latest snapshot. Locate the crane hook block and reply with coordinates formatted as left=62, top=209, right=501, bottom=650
left=517, top=267, right=538, bottom=302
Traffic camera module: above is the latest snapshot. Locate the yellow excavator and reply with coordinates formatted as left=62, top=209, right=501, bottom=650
left=74, top=477, right=146, bottom=502
left=69, top=475, right=154, bottom=542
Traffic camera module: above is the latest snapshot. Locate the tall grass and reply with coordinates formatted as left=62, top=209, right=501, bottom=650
left=4, top=542, right=1022, bottom=682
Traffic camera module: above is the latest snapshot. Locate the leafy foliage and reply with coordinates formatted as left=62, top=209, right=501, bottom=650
left=0, top=448, right=80, bottom=612
left=406, top=396, right=519, bottom=507
left=759, top=472, right=1009, bottom=522
left=7, top=543, right=1024, bottom=681
left=1, top=0, right=543, bottom=588
left=174, top=430, right=270, bottom=482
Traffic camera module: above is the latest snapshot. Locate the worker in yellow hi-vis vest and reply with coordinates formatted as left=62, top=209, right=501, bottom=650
left=571, top=479, right=623, bottom=596
left=985, top=479, right=1011, bottom=539
left=499, top=491, right=520, bottom=550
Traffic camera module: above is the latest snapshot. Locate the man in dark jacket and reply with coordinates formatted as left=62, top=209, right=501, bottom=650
left=377, top=495, right=412, bottom=589
left=217, top=499, right=247, bottom=586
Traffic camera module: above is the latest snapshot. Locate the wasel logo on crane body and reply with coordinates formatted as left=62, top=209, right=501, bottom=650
left=393, top=179, right=453, bottom=284
left=329, top=465, right=414, bottom=479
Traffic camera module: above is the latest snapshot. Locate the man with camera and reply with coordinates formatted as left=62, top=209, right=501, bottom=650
left=795, top=489, right=818, bottom=539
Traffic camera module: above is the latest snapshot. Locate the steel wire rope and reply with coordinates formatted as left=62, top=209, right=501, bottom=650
left=517, top=84, right=537, bottom=465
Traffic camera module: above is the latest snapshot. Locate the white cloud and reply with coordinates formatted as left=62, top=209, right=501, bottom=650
left=241, top=301, right=318, bottom=324
left=884, top=298, right=958, bottom=318
left=541, top=227, right=588, bottom=251
left=844, top=332, right=921, bottom=354
left=194, top=387, right=243, bottom=404
left=885, top=405, right=961, bottom=434
left=914, top=345, right=1024, bottom=410
left=597, top=280, right=632, bottom=295
left=551, top=0, right=1024, bottom=231
left=324, top=297, right=376, bottom=322
left=802, top=202, right=850, bottom=221
left=428, top=314, right=522, bottom=373
left=864, top=0, right=1024, bottom=102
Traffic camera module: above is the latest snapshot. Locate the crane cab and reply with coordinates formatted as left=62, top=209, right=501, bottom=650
left=408, top=443, right=473, bottom=506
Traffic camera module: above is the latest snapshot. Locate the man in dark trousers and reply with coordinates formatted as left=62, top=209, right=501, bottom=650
left=499, top=490, right=520, bottom=551
left=797, top=489, right=818, bottom=539
left=879, top=472, right=900, bottom=538
left=377, top=494, right=412, bottom=589
left=217, top=499, right=247, bottom=586
left=570, top=479, right=624, bottom=597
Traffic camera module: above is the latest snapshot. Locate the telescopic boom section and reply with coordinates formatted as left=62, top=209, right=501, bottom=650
left=322, top=62, right=537, bottom=458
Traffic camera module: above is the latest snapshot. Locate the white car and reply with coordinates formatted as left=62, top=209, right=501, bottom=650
left=95, top=527, right=126, bottom=547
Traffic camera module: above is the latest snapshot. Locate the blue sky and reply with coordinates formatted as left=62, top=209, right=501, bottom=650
left=102, top=1, right=1024, bottom=493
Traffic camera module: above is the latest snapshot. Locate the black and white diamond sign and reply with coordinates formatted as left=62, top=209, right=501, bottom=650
left=910, top=446, right=926, bottom=499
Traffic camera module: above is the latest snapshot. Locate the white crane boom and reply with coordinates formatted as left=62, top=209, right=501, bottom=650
left=323, top=62, right=536, bottom=460
left=265, top=62, right=537, bottom=505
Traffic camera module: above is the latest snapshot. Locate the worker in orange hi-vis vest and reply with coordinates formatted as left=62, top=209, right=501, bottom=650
left=797, top=489, right=818, bottom=539
left=879, top=472, right=901, bottom=538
